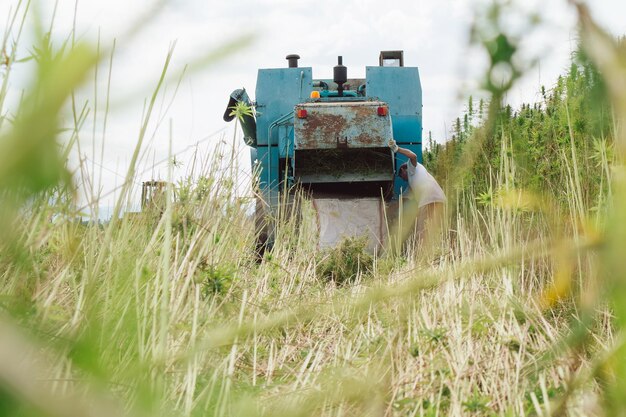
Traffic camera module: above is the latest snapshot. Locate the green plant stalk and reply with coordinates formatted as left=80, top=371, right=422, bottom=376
left=91, top=43, right=175, bottom=283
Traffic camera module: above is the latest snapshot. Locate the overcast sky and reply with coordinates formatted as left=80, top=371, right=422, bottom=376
left=2, top=0, right=626, bottom=210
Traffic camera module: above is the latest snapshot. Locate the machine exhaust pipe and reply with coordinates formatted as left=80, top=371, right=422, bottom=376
left=286, top=54, right=300, bottom=68
left=333, top=56, right=347, bottom=97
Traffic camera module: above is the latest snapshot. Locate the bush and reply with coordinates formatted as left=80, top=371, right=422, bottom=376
left=316, top=237, right=373, bottom=285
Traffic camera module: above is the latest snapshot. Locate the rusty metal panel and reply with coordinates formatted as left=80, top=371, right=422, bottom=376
left=293, top=101, right=392, bottom=150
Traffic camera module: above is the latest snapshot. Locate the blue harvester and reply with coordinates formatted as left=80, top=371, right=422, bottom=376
left=224, top=51, right=423, bottom=251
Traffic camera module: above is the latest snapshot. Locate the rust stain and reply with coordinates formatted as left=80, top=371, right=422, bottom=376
left=300, top=113, right=346, bottom=149
left=353, top=132, right=376, bottom=145
left=295, top=103, right=390, bottom=149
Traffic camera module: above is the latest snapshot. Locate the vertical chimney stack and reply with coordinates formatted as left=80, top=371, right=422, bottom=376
left=286, top=54, right=300, bottom=68
left=333, top=56, right=347, bottom=97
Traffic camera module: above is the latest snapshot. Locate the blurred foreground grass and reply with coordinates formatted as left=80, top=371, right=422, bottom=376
left=1, top=1, right=626, bottom=416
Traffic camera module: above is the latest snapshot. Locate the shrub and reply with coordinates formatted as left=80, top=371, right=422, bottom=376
left=316, top=237, right=373, bottom=285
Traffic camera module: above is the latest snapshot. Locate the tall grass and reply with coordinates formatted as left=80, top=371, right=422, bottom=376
left=1, top=1, right=625, bottom=416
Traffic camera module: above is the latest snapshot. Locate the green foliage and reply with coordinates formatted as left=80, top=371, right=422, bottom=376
left=421, top=326, right=448, bottom=345
left=228, top=100, right=254, bottom=121
left=523, top=383, right=564, bottom=415
left=196, top=260, right=235, bottom=296
left=421, top=4, right=626, bottom=416
left=425, top=42, right=612, bottom=213
left=316, top=237, right=373, bottom=285
left=462, top=392, right=493, bottom=414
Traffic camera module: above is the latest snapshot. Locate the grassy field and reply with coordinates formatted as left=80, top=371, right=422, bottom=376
left=2, top=1, right=626, bottom=416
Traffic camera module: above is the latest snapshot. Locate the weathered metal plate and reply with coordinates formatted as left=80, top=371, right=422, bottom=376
left=293, top=101, right=392, bottom=150
left=313, top=197, right=386, bottom=254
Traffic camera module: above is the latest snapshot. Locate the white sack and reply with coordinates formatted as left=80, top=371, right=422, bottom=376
left=313, top=197, right=385, bottom=254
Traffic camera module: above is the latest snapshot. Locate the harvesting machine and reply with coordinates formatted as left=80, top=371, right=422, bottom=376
left=224, top=51, right=423, bottom=253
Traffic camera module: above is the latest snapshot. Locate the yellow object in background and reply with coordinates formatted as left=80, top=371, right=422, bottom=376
left=310, top=90, right=320, bottom=98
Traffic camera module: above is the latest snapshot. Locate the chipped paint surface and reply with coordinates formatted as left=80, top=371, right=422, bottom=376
left=293, top=101, right=392, bottom=150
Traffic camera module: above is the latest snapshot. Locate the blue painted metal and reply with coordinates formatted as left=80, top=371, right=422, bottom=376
left=365, top=66, right=422, bottom=144
left=254, top=68, right=311, bottom=204
left=255, top=145, right=281, bottom=207
left=250, top=59, right=422, bottom=203
left=319, top=90, right=358, bottom=98
left=389, top=115, right=422, bottom=147
left=255, top=68, right=313, bottom=146
left=277, top=124, right=294, bottom=158
left=365, top=66, right=423, bottom=197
